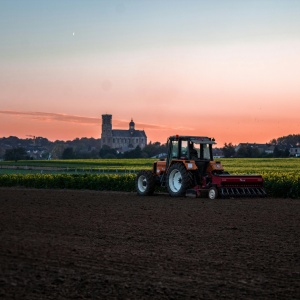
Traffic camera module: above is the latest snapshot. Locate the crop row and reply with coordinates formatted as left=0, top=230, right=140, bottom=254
left=0, top=174, right=136, bottom=192
left=0, top=158, right=156, bottom=169
left=0, top=173, right=299, bottom=198
left=221, top=158, right=300, bottom=175
left=1, top=158, right=300, bottom=173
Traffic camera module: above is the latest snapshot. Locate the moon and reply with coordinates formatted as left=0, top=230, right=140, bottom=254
left=72, top=32, right=75, bottom=36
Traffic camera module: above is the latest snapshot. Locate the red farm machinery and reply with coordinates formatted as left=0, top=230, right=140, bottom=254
left=136, top=135, right=267, bottom=199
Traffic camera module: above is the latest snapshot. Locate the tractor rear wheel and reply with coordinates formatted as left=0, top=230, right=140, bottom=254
left=166, top=163, right=193, bottom=197
left=136, top=170, right=156, bottom=196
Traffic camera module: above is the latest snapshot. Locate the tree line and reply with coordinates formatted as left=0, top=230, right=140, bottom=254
left=0, top=136, right=167, bottom=161
left=221, top=143, right=290, bottom=158
left=1, top=134, right=299, bottom=161
left=222, top=134, right=300, bottom=158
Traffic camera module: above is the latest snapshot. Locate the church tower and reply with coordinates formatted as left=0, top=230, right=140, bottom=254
left=101, top=114, right=112, bottom=147
left=129, top=118, right=135, bottom=132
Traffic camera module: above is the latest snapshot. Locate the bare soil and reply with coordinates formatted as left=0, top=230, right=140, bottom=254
left=0, top=188, right=299, bottom=299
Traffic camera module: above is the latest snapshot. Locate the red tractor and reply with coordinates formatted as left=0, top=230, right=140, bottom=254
left=136, top=135, right=267, bottom=199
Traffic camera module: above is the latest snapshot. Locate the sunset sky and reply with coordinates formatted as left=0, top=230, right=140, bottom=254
left=1, top=0, right=299, bottom=146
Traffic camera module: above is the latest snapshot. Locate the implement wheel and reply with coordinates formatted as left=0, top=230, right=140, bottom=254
left=166, top=163, right=192, bottom=197
left=208, top=187, right=218, bottom=199
left=136, top=170, right=156, bottom=196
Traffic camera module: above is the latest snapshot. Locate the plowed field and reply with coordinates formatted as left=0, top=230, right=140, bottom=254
left=0, top=188, right=299, bottom=299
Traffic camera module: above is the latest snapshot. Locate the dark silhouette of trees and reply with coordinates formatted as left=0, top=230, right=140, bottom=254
left=123, top=146, right=143, bottom=158
left=99, top=145, right=118, bottom=159
left=236, top=145, right=260, bottom=158
left=4, top=147, right=29, bottom=161
left=142, top=142, right=167, bottom=158
left=62, top=147, right=76, bottom=159
left=273, top=146, right=290, bottom=158
left=222, top=143, right=236, bottom=158
left=1, top=134, right=298, bottom=160
left=271, top=134, right=300, bottom=147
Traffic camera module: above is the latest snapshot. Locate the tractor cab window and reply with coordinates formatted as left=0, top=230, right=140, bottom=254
left=192, top=141, right=212, bottom=160
left=203, top=144, right=210, bottom=160
left=188, top=142, right=199, bottom=160
left=171, top=140, right=179, bottom=158
left=181, top=140, right=188, bottom=158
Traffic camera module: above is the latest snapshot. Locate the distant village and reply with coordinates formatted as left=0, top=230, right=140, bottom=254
left=0, top=114, right=299, bottom=160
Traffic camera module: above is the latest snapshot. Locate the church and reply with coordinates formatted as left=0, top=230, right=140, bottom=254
left=100, top=114, right=147, bottom=152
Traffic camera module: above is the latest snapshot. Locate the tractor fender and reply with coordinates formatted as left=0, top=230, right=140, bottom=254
left=154, top=160, right=167, bottom=175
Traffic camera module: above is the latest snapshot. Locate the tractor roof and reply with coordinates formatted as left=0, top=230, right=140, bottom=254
left=168, top=135, right=216, bottom=144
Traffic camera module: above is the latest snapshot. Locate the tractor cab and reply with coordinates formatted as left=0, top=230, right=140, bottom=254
left=165, top=136, right=216, bottom=174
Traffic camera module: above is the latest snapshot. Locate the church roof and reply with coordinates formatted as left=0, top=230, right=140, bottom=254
left=112, top=130, right=146, bottom=138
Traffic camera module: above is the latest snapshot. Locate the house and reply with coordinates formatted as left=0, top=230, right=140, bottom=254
left=289, top=147, right=300, bottom=157
left=212, top=148, right=224, bottom=158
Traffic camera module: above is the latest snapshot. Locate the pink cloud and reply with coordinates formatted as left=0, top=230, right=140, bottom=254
left=0, top=110, right=189, bottom=132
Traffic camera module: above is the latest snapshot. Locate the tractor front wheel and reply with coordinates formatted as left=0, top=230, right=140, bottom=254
left=208, top=187, right=218, bottom=199
left=136, top=170, right=156, bottom=196
left=166, top=163, right=192, bottom=197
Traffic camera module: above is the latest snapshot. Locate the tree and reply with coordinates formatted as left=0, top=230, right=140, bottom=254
left=142, top=142, right=167, bottom=158
left=271, top=134, right=300, bottom=147
left=273, top=146, right=290, bottom=158
left=51, top=143, right=65, bottom=159
left=62, top=147, right=76, bottom=159
left=4, top=147, right=29, bottom=162
left=99, top=145, right=118, bottom=159
left=236, top=145, right=260, bottom=158
left=222, top=143, right=236, bottom=158
left=273, top=146, right=281, bottom=157
left=236, top=145, right=248, bottom=158
left=0, top=147, right=5, bottom=159
left=283, top=148, right=290, bottom=157
left=75, top=149, right=99, bottom=159
left=123, top=146, right=142, bottom=158
left=251, top=147, right=261, bottom=158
